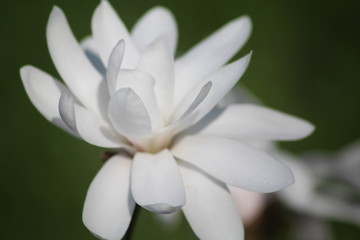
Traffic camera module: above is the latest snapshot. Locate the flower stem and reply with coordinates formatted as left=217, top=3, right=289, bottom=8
left=124, top=204, right=140, bottom=240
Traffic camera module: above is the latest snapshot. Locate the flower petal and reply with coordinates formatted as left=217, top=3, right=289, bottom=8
left=138, top=36, right=175, bottom=119
left=174, top=53, right=252, bottom=126
left=59, top=92, right=77, bottom=132
left=132, top=6, right=178, bottom=54
left=115, top=70, right=164, bottom=130
left=131, top=149, right=185, bottom=214
left=83, top=154, right=135, bottom=240
left=185, top=104, right=315, bottom=141
left=91, top=0, right=139, bottom=68
left=80, top=36, right=106, bottom=76
left=20, top=65, right=78, bottom=137
left=174, top=16, right=252, bottom=105
left=172, top=135, right=294, bottom=193
left=73, top=104, right=129, bottom=149
left=179, top=163, right=244, bottom=240
left=107, top=40, right=125, bottom=95
left=47, top=7, right=107, bottom=117
left=108, top=88, right=152, bottom=138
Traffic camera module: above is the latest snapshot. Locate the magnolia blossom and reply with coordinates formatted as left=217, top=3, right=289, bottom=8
left=20, top=1, right=314, bottom=239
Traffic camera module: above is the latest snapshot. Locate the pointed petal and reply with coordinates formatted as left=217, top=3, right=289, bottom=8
left=132, top=6, right=178, bottom=54
left=83, top=154, right=135, bottom=240
left=172, top=136, right=294, bottom=193
left=47, top=7, right=107, bottom=117
left=108, top=88, right=152, bottom=138
left=138, top=36, right=175, bottom=118
left=174, top=16, right=252, bottom=104
left=131, top=149, right=185, bottom=213
left=179, top=163, right=244, bottom=240
left=59, top=92, right=77, bottom=132
left=91, top=0, right=139, bottom=68
left=74, top=104, right=129, bottom=148
left=20, top=65, right=78, bottom=136
left=186, top=104, right=315, bottom=141
left=107, top=40, right=125, bottom=95
left=174, top=53, right=251, bottom=126
left=116, top=70, right=164, bottom=129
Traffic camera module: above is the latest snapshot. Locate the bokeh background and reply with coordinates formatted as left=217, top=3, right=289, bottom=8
left=2, top=0, right=359, bottom=239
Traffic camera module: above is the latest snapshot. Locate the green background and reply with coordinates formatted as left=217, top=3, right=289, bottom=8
left=1, top=0, right=359, bottom=239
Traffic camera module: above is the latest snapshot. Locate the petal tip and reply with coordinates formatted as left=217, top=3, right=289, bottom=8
left=144, top=203, right=182, bottom=214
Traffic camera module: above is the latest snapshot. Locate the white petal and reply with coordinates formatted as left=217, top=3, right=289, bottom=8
left=172, top=136, right=294, bottom=193
left=116, top=70, right=164, bottom=129
left=20, top=65, right=78, bottom=136
left=107, top=40, right=125, bottom=95
left=131, top=149, right=185, bottom=213
left=185, top=104, right=315, bottom=141
left=91, top=0, right=139, bottom=68
left=80, top=36, right=106, bottom=75
left=108, top=88, right=152, bottom=138
left=174, top=16, right=252, bottom=105
left=47, top=7, right=107, bottom=117
left=132, top=6, right=178, bottom=54
left=179, top=163, right=244, bottom=240
left=74, top=104, right=129, bottom=148
left=83, top=154, right=135, bottom=240
left=174, top=53, right=252, bottom=126
left=138, top=36, right=175, bottom=118
left=59, top=92, right=77, bottom=132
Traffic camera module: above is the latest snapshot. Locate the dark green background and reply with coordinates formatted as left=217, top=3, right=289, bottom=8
left=2, top=0, right=359, bottom=239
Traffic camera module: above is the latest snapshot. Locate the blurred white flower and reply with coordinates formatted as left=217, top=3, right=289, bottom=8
left=20, top=1, right=314, bottom=239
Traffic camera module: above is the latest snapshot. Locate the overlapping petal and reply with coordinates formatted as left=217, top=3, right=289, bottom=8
left=132, top=6, right=178, bottom=54
left=131, top=149, right=185, bottom=213
left=47, top=7, right=108, bottom=118
left=83, top=155, right=135, bottom=240
left=172, top=135, right=294, bottom=193
left=184, top=104, right=315, bottom=141
left=179, top=163, right=244, bottom=240
left=91, top=0, right=139, bottom=68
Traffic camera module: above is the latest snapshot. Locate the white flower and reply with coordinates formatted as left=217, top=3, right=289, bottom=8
left=20, top=1, right=314, bottom=239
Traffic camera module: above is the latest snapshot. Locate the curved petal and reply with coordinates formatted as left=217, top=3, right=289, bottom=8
left=174, top=16, right=252, bottom=105
left=83, top=154, right=135, bottom=240
left=138, top=36, right=175, bottom=118
left=108, top=88, right=152, bottom=138
left=91, top=0, right=139, bottom=68
left=185, top=104, right=315, bottom=141
left=174, top=53, right=252, bottom=126
left=59, top=92, right=77, bottom=132
left=172, top=135, right=294, bottom=193
left=47, top=7, right=107, bottom=117
left=132, top=6, right=178, bottom=54
left=20, top=65, right=78, bottom=137
left=179, top=163, right=244, bottom=240
left=131, top=149, right=185, bottom=213
left=107, top=40, right=125, bottom=95
left=115, top=70, right=163, bottom=129
left=73, top=104, right=129, bottom=149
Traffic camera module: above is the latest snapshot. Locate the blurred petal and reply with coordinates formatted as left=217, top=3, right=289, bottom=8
left=174, top=16, right=252, bottom=105
left=172, top=136, right=294, bottom=193
left=116, top=70, right=163, bottom=129
left=131, top=149, right=185, bottom=213
left=20, top=65, right=78, bottom=136
left=179, top=163, right=244, bottom=240
left=83, top=154, right=135, bottom=240
left=107, top=40, right=125, bottom=95
left=47, top=7, right=107, bottom=117
left=91, top=0, right=139, bottom=68
left=174, top=53, right=251, bottom=125
left=186, top=104, right=314, bottom=141
left=132, top=6, right=178, bottom=54
left=108, top=88, right=152, bottom=138
left=59, top=92, right=77, bottom=132
left=138, top=36, right=175, bottom=118
left=74, top=104, right=129, bottom=148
